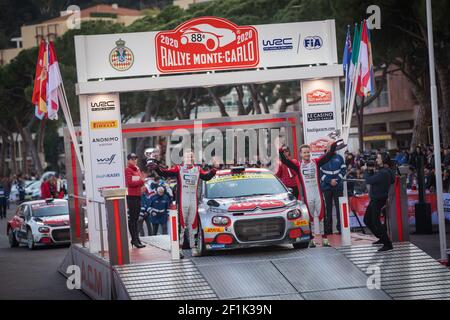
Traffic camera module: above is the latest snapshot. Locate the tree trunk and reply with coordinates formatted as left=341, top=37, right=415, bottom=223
left=0, top=133, right=7, bottom=176
left=207, top=88, right=229, bottom=117
left=9, top=133, right=18, bottom=175
left=235, top=86, right=246, bottom=115
left=436, top=63, right=450, bottom=147
left=18, top=119, right=43, bottom=175
left=136, top=95, right=154, bottom=164
left=258, top=91, right=270, bottom=114
left=410, top=85, right=431, bottom=148
left=248, top=84, right=262, bottom=114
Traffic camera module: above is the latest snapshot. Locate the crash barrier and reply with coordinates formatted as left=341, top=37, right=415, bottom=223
left=169, top=203, right=180, bottom=261
left=100, top=188, right=130, bottom=266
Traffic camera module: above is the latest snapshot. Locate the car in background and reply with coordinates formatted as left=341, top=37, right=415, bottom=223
left=24, top=180, right=41, bottom=200
left=196, top=167, right=311, bottom=256
left=7, top=199, right=70, bottom=249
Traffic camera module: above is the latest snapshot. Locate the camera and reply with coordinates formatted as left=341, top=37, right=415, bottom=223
left=359, top=152, right=377, bottom=168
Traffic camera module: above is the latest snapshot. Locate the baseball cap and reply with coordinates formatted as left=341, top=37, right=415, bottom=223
left=127, top=153, right=138, bottom=160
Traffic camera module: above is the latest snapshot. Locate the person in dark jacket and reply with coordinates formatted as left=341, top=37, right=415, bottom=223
left=0, top=184, right=6, bottom=219
left=148, top=187, right=170, bottom=235
left=320, top=149, right=346, bottom=235
left=363, top=153, right=395, bottom=252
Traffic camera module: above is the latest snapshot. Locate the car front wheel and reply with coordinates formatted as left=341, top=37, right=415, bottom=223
left=8, top=229, right=18, bottom=248
left=27, top=229, right=35, bottom=250
left=197, top=221, right=207, bottom=257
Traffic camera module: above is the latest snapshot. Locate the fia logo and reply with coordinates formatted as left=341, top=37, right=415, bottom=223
left=304, top=36, right=323, bottom=50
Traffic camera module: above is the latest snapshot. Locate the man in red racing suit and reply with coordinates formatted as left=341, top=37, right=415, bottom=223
left=279, top=141, right=337, bottom=247
left=149, top=152, right=218, bottom=257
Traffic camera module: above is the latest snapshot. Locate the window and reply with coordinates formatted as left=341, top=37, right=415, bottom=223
left=35, top=26, right=45, bottom=45
left=366, top=78, right=389, bottom=109
left=47, top=24, right=58, bottom=41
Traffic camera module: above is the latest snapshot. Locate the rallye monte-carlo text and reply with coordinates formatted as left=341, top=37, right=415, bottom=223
left=196, top=167, right=311, bottom=255
left=7, top=199, right=71, bottom=249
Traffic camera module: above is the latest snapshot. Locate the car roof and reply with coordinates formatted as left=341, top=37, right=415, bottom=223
left=215, top=168, right=271, bottom=176
left=20, top=199, right=68, bottom=206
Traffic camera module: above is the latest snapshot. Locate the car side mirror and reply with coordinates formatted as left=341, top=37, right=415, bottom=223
left=287, top=187, right=293, bottom=194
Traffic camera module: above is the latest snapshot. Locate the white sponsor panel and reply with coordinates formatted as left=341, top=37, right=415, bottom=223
left=300, top=79, right=338, bottom=158
left=76, top=19, right=336, bottom=80
left=87, top=94, right=125, bottom=202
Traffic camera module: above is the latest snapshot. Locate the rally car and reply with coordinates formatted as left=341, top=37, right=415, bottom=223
left=196, top=167, right=311, bottom=255
left=7, top=199, right=71, bottom=249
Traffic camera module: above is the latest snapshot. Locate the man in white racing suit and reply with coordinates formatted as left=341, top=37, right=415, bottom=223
left=148, top=151, right=218, bottom=257
left=279, top=141, right=337, bottom=247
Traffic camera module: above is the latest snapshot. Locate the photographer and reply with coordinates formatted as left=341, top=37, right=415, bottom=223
left=363, top=152, right=395, bottom=252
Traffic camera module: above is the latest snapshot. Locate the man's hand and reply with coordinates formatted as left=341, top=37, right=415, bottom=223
left=147, top=162, right=158, bottom=171
left=331, top=179, right=338, bottom=187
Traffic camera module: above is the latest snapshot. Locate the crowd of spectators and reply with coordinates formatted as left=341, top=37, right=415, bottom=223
left=343, top=144, right=450, bottom=194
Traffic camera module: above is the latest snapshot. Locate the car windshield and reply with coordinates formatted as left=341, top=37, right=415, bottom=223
left=205, top=172, right=287, bottom=199
left=31, top=202, right=68, bottom=217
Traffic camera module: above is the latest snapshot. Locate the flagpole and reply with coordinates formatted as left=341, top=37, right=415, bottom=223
left=58, top=85, right=85, bottom=173
left=426, top=0, right=447, bottom=262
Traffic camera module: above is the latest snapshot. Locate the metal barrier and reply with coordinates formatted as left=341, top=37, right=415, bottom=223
left=70, top=194, right=107, bottom=257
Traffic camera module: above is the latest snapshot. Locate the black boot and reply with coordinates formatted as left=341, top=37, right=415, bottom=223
left=131, top=241, right=145, bottom=249
left=377, top=243, right=393, bottom=252
left=372, top=239, right=383, bottom=245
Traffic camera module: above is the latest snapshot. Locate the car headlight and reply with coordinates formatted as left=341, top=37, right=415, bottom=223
left=287, top=209, right=301, bottom=220
left=212, top=216, right=230, bottom=226
left=38, top=226, right=50, bottom=233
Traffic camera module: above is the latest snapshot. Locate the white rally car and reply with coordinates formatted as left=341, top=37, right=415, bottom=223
left=7, top=199, right=71, bottom=249
left=196, top=167, right=311, bottom=255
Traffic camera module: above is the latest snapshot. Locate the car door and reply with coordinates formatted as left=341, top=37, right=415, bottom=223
left=15, top=205, right=27, bottom=240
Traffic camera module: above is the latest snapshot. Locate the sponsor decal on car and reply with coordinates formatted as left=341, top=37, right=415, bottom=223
left=90, top=120, right=118, bottom=130
left=155, top=16, right=259, bottom=73
left=228, top=200, right=285, bottom=212
left=204, top=227, right=225, bottom=233
left=209, top=244, right=226, bottom=249
left=206, top=173, right=275, bottom=184
left=294, top=219, right=309, bottom=227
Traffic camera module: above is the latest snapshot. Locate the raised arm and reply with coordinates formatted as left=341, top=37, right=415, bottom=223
left=154, top=165, right=180, bottom=178
left=199, top=167, right=217, bottom=181
left=278, top=148, right=300, bottom=175
left=317, top=142, right=337, bottom=167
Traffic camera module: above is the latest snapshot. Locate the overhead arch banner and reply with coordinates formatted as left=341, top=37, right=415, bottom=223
left=76, top=17, right=337, bottom=80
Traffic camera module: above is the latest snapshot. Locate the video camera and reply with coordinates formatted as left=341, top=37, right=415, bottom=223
left=144, top=147, right=160, bottom=168
left=359, top=152, right=378, bottom=168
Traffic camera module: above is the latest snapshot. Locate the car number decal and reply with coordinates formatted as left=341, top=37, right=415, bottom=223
left=204, top=227, right=225, bottom=233
left=294, top=219, right=308, bottom=226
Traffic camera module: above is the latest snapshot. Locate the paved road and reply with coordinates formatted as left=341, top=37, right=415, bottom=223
left=0, top=204, right=88, bottom=300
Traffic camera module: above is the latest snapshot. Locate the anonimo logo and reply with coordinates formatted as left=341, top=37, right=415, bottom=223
left=155, top=16, right=259, bottom=73
left=92, top=137, right=119, bottom=143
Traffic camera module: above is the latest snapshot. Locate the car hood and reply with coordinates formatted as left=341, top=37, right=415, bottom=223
left=205, top=193, right=294, bottom=213
left=34, top=215, right=70, bottom=226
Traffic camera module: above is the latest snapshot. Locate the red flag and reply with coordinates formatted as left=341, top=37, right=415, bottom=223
left=32, top=41, right=48, bottom=119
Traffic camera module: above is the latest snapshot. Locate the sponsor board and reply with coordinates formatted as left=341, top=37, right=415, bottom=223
left=301, top=79, right=338, bottom=158
left=91, top=136, right=120, bottom=147
left=76, top=19, right=337, bottom=80
left=90, top=100, right=115, bottom=112
left=155, top=17, right=259, bottom=73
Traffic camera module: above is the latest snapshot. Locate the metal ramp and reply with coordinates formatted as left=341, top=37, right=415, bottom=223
left=337, top=242, right=450, bottom=300
left=112, top=237, right=449, bottom=300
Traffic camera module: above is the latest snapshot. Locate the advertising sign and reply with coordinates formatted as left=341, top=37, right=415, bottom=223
left=86, top=94, right=125, bottom=202
left=76, top=18, right=337, bottom=80
left=300, top=79, right=338, bottom=158
left=155, top=17, right=259, bottom=73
